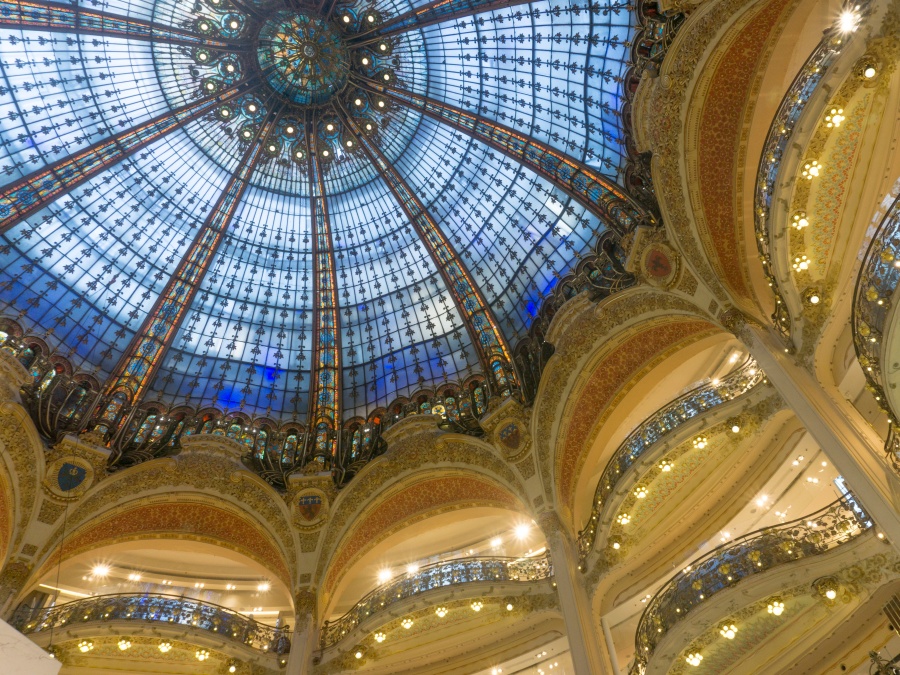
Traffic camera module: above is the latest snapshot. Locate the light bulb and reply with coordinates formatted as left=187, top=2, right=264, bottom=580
left=686, top=653, right=703, bottom=666
left=435, top=606, right=448, bottom=617
left=374, top=631, right=386, bottom=642
left=471, top=600, right=483, bottom=612
left=719, top=624, right=737, bottom=639
left=401, top=618, right=413, bottom=629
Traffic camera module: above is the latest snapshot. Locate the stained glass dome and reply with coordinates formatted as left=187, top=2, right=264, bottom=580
left=0, top=0, right=644, bottom=458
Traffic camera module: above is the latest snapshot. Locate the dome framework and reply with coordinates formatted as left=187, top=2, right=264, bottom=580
left=0, top=0, right=653, bottom=484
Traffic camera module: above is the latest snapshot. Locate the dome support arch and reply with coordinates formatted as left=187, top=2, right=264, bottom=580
left=97, top=108, right=285, bottom=452
left=336, top=103, right=520, bottom=398
left=0, top=83, right=254, bottom=237
left=354, top=80, right=654, bottom=236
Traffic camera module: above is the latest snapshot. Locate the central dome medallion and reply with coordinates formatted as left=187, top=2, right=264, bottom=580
left=257, top=11, right=350, bottom=106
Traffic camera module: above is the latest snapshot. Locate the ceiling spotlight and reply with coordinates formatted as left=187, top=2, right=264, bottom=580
left=491, top=537, right=502, bottom=547
left=383, top=73, right=391, bottom=81
left=346, top=140, right=353, bottom=147
left=343, top=14, right=351, bottom=23
left=611, top=541, right=621, bottom=550
left=435, top=606, right=448, bottom=617
left=228, top=662, right=238, bottom=673
left=471, top=600, right=484, bottom=612
left=326, top=123, right=335, bottom=131
left=92, top=564, right=110, bottom=577
left=127, top=572, right=141, bottom=581
left=864, top=65, right=877, bottom=78
left=514, top=523, right=530, bottom=540
left=367, top=14, right=376, bottom=22
left=158, top=641, right=172, bottom=653
left=377, top=569, right=393, bottom=584
left=361, top=57, right=370, bottom=65
left=406, top=563, right=419, bottom=575
left=257, top=582, right=271, bottom=592
left=839, top=10, right=859, bottom=33
left=78, top=640, right=94, bottom=653
left=401, top=618, right=413, bottom=629
left=506, top=603, right=514, bottom=611
left=118, top=638, right=131, bottom=651
left=731, top=424, right=741, bottom=433
left=286, top=126, right=295, bottom=134
left=355, top=98, right=363, bottom=106
left=719, top=624, right=737, bottom=639
left=354, top=648, right=364, bottom=659
left=374, top=631, right=386, bottom=642
left=229, top=20, right=238, bottom=28
left=801, top=160, right=821, bottom=179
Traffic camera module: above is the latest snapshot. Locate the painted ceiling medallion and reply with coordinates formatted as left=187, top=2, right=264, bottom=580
left=257, top=12, right=350, bottom=106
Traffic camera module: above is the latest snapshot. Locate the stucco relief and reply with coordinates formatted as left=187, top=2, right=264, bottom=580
left=0, top=402, right=43, bottom=554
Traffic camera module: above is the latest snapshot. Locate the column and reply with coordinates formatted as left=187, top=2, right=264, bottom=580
left=538, top=512, right=614, bottom=674
left=284, top=589, right=318, bottom=675
left=736, top=317, right=900, bottom=549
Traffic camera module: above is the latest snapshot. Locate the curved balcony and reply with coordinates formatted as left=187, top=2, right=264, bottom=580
left=628, top=496, right=872, bottom=675
left=855, top=194, right=900, bottom=446
left=320, top=553, right=553, bottom=650
left=577, top=359, right=765, bottom=561
left=11, top=593, right=289, bottom=656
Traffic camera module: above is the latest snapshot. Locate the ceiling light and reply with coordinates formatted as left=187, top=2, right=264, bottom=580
left=611, top=541, right=620, bottom=550
left=506, top=603, right=514, bottom=611
left=435, top=606, right=448, bottom=617
left=719, top=624, right=737, bottom=639
left=343, top=15, right=351, bottom=23
left=693, top=436, right=707, bottom=449
left=801, top=160, right=821, bottom=179
left=127, top=572, right=141, bottom=581
left=374, top=631, right=386, bottom=642
left=471, top=600, right=483, bottom=612
left=767, top=599, right=785, bottom=616
left=731, top=424, right=741, bottom=433
left=118, top=638, right=131, bottom=651
left=286, top=126, right=294, bottom=134
left=792, top=255, right=810, bottom=271
left=367, top=14, right=375, bottom=22
left=514, top=523, right=530, bottom=539
left=491, top=537, right=502, bottom=547
left=633, top=485, right=648, bottom=499
left=92, top=564, right=110, bottom=577
left=228, top=662, right=238, bottom=673
left=686, top=653, right=703, bottom=666
left=247, top=104, right=257, bottom=112
left=825, top=108, right=845, bottom=128
left=229, top=20, right=238, bottom=28
left=78, top=640, right=94, bottom=653
left=362, top=58, right=369, bottom=65
left=616, top=513, right=630, bottom=525
left=791, top=212, right=809, bottom=229
left=406, top=563, right=419, bottom=575
left=864, top=65, right=877, bottom=78
left=658, top=459, right=672, bottom=472
left=355, top=649, right=363, bottom=659
left=377, top=569, right=393, bottom=584
left=159, top=641, right=172, bottom=653
left=196, top=649, right=210, bottom=661
left=401, top=618, right=413, bottom=629
left=257, top=582, right=270, bottom=592
left=839, top=10, right=859, bottom=32
left=326, top=123, right=334, bottom=131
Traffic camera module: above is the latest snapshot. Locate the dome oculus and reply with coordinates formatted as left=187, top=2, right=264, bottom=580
left=257, top=12, right=350, bottom=106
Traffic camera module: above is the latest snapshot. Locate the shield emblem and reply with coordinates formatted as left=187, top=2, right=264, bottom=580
left=499, top=423, right=521, bottom=451
left=57, top=462, right=87, bottom=492
left=297, top=495, right=323, bottom=522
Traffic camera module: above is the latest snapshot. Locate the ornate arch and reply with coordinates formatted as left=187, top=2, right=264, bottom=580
left=320, top=470, right=526, bottom=602
left=33, top=496, right=292, bottom=589
left=531, top=287, right=718, bottom=510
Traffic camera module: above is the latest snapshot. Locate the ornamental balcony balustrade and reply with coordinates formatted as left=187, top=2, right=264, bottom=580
left=854, top=193, right=900, bottom=455
left=576, top=359, right=765, bottom=561
left=11, top=593, right=289, bottom=656
left=629, top=496, right=872, bottom=675
left=319, top=552, right=553, bottom=650
left=755, top=0, right=873, bottom=342
left=514, top=232, right=636, bottom=402
left=0, top=329, right=504, bottom=488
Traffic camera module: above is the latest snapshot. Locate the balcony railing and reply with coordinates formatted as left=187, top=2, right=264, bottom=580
left=319, top=552, right=553, bottom=650
left=11, top=593, right=290, bottom=655
left=577, top=359, right=765, bottom=561
left=629, top=497, right=872, bottom=674
left=854, top=194, right=900, bottom=429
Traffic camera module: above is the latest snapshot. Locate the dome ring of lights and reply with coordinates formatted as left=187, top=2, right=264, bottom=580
left=0, top=0, right=652, bottom=485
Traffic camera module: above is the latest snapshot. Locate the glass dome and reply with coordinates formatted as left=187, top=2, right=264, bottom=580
left=0, top=0, right=637, bottom=429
